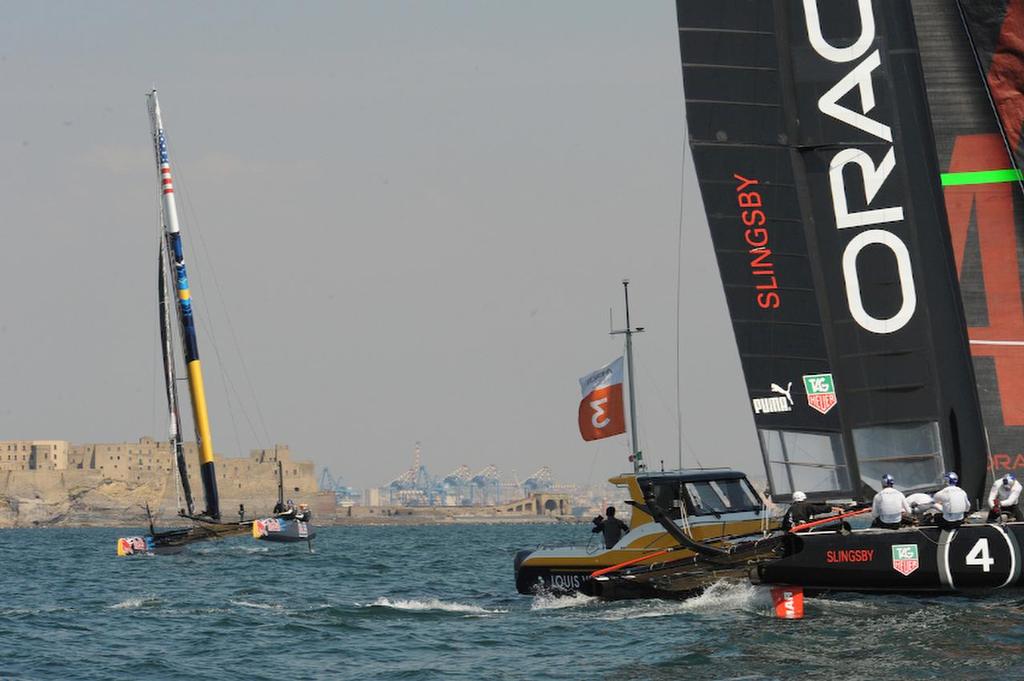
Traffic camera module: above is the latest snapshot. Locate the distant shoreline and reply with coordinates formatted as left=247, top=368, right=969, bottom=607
left=0, top=515, right=581, bottom=530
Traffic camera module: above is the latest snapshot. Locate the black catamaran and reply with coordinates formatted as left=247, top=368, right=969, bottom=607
left=585, top=0, right=1024, bottom=600
left=116, top=91, right=314, bottom=555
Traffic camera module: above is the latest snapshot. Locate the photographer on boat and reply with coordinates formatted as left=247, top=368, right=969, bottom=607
left=870, top=474, right=911, bottom=529
left=592, top=506, right=629, bottom=549
left=987, top=473, right=1023, bottom=522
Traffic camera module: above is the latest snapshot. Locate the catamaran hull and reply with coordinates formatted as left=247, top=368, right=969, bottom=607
left=754, top=523, right=1024, bottom=594
left=117, top=519, right=253, bottom=556
left=252, top=517, right=316, bottom=543
left=514, top=550, right=597, bottom=595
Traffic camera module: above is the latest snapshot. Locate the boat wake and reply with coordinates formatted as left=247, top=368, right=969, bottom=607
left=528, top=580, right=772, bottom=620
left=362, top=597, right=507, bottom=615
left=676, top=580, right=772, bottom=613
left=230, top=599, right=285, bottom=611
left=529, top=592, right=596, bottom=611
left=110, top=596, right=162, bottom=610
left=594, top=581, right=772, bottom=621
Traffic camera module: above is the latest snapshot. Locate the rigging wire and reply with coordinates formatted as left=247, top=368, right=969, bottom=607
left=158, top=130, right=246, bottom=456
left=182, top=213, right=246, bottom=456
left=675, top=110, right=703, bottom=470
left=151, top=198, right=163, bottom=446
left=634, top=349, right=699, bottom=469
left=168, top=145, right=273, bottom=452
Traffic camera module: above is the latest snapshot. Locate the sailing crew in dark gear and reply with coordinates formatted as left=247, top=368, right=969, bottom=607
left=276, top=499, right=297, bottom=520
left=592, top=506, right=629, bottom=549
left=781, top=491, right=835, bottom=531
left=987, top=473, right=1023, bottom=522
left=933, top=472, right=971, bottom=530
left=871, top=474, right=911, bottom=529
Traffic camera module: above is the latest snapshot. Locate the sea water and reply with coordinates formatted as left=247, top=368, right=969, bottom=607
left=2, top=523, right=1023, bottom=680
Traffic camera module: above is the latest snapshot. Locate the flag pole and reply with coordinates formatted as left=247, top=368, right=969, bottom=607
left=611, top=279, right=644, bottom=472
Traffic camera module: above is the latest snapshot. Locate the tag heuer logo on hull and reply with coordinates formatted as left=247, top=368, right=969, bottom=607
left=802, top=373, right=837, bottom=415
left=891, top=544, right=919, bottom=577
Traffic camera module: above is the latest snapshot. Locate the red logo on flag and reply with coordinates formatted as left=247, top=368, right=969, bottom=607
left=578, top=358, right=626, bottom=442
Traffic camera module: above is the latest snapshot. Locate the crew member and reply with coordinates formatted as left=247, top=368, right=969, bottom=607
left=781, top=491, right=835, bottom=531
left=987, top=473, right=1023, bottom=522
left=296, top=503, right=312, bottom=523
left=870, top=474, right=910, bottom=529
left=592, top=506, right=629, bottom=549
left=933, top=471, right=971, bottom=530
left=905, top=492, right=937, bottom=524
left=276, top=499, right=297, bottom=520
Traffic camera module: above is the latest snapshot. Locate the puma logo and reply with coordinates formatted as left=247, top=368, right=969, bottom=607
left=771, top=382, right=794, bottom=405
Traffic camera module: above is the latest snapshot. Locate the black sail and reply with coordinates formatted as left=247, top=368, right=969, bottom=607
left=675, top=0, right=988, bottom=503
left=912, top=1, right=1024, bottom=485
left=159, top=243, right=194, bottom=516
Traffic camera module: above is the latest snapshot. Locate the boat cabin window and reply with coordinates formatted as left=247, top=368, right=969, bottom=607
left=684, top=479, right=762, bottom=515
left=760, top=429, right=849, bottom=496
left=648, top=482, right=682, bottom=519
left=852, top=421, right=944, bottom=492
left=645, top=477, right=762, bottom=518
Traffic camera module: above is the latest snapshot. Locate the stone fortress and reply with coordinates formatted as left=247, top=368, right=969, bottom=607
left=0, top=436, right=321, bottom=527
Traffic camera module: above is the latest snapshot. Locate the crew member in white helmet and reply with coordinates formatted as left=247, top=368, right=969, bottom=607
left=987, top=473, right=1023, bottom=522
left=905, top=492, right=937, bottom=524
left=871, top=474, right=911, bottom=529
left=933, top=471, right=971, bottom=530
left=781, top=491, right=837, bottom=531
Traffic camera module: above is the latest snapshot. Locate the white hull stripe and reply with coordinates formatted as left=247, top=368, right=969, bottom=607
left=996, top=525, right=1018, bottom=588
left=939, top=529, right=955, bottom=589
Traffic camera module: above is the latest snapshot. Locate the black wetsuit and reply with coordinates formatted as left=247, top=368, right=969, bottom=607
left=782, top=501, right=831, bottom=531
left=592, top=516, right=629, bottom=549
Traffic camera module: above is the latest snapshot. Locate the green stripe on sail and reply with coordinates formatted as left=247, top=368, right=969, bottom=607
left=940, top=169, right=1023, bottom=186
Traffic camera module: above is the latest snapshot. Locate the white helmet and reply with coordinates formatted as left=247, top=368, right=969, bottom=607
left=792, top=491, right=807, bottom=502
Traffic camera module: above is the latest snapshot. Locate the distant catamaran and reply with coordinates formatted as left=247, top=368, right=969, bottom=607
left=117, top=91, right=314, bottom=555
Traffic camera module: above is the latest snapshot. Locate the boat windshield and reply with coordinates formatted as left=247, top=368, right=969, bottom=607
left=684, top=479, right=762, bottom=515
left=646, top=477, right=763, bottom=518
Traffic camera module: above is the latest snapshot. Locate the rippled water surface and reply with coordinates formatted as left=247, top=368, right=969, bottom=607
left=3, top=523, right=1024, bottom=680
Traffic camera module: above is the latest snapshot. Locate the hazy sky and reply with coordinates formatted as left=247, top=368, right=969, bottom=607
left=0, top=1, right=759, bottom=489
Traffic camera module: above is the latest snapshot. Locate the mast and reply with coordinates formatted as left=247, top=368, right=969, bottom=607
left=159, top=243, right=194, bottom=516
left=611, top=279, right=644, bottom=473
left=277, top=460, right=285, bottom=509
left=147, top=90, right=221, bottom=520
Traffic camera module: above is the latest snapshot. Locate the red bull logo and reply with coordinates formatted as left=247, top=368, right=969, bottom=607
left=116, top=536, right=151, bottom=557
left=252, top=518, right=283, bottom=539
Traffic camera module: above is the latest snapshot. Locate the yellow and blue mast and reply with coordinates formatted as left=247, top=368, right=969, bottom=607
left=147, top=90, right=221, bottom=520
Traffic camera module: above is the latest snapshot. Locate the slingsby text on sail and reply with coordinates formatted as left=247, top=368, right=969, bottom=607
left=736, top=0, right=916, bottom=336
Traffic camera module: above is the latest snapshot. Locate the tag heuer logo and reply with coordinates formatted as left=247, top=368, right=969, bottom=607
left=802, top=373, right=837, bottom=415
left=891, top=544, right=919, bottom=577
